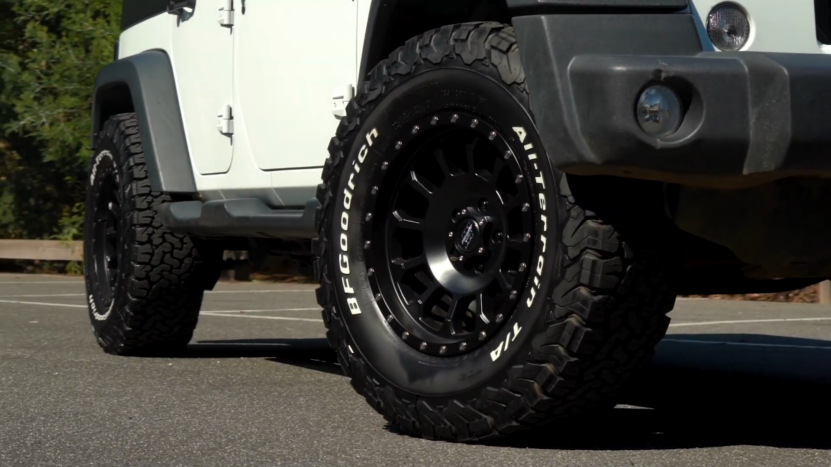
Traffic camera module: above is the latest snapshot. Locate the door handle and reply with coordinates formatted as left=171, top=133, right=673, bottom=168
left=167, top=0, right=197, bottom=14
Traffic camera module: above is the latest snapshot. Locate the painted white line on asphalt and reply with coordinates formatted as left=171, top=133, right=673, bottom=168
left=670, top=317, right=831, bottom=328
left=0, top=289, right=315, bottom=298
left=0, top=299, right=86, bottom=309
left=663, top=338, right=831, bottom=351
left=0, top=294, right=85, bottom=298
left=204, top=308, right=320, bottom=314
left=0, top=281, right=82, bottom=285
left=206, top=289, right=315, bottom=294
left=200, top=312, right=320, bottom=323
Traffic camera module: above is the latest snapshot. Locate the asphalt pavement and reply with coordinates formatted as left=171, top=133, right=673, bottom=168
left=1, top=274, right=830, bottom=466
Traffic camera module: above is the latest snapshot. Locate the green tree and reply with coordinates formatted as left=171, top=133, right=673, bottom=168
left=0, top=0, right=121, bottom=241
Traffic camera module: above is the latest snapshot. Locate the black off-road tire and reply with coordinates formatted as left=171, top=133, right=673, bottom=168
left=314, top=23, right=676, bottom=442
left=83, top=113, right=220, bottom=356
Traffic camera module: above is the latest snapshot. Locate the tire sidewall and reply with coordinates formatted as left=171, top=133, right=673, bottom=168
left=84, top=128, right=129, bottom=337
left=329, top=66, right=561, bottom=400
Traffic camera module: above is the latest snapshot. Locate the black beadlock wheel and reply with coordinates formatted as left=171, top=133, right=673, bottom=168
left=314, top=22, right=677, bottom=442
left=84, top=113, right=220, bottom=356
left=369, top=112, right=535, bottom=358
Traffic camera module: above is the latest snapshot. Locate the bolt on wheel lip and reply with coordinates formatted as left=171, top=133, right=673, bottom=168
left=362, top=110, right=536, bottom=358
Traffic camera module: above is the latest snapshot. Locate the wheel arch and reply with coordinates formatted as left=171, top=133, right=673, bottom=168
left=357, top=0, right=690, bottom=82
left=92, top=49, right=196, bottom=194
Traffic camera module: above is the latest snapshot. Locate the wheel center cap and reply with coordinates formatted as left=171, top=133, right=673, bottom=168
left=455, top=218, right=480, bottom=253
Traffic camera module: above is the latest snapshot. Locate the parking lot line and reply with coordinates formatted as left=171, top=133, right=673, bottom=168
left=206, top=289, right=315, bottom=294
left=200, top=312, right=320, bottom=323
left=0, top=290, right=315, bottom=298
left=0, top=294, right=85, bottom=298
left=0, top=299, right=86, bottom=309
left=669, top=317, right=831, bottom=328
left=663, top=338, right=831, bottom=351
left=204, top=308, right=320, bottom=313
left=0, top=281, right=83, bottom=285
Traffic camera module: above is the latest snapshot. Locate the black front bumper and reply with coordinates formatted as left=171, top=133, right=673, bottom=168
left=515, top=14, right=831, bottom=187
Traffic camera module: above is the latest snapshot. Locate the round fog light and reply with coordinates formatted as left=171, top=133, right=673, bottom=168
left=636, top=85, right=683, bottom=138
left=707, top=3, right=750, bottom=51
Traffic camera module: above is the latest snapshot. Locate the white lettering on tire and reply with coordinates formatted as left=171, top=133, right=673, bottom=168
left=337, top=128, right=379, bottom=316
left=89, top=150, right=113, bottom=186
left=490, top=127, right=548, bottom=362
left=89, top=293, right=114, bottom=321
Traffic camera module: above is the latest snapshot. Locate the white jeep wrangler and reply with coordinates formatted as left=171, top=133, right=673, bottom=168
left=86, top=0, right=831, bottom=442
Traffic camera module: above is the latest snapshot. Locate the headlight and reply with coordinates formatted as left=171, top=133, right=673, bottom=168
left=707, top=3, right=751, bottom=51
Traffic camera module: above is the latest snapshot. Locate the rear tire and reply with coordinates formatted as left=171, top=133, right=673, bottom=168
left=84, top=113, right=220, bottom=356
left=314, top=23, right=677, bottom=442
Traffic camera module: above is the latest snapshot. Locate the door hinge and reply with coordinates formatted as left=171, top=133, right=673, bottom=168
left=219, top=0, right=234, bottom=27
left=332, top=84, right=354, bottom=119
left=218, top=104, right=234, bottom=135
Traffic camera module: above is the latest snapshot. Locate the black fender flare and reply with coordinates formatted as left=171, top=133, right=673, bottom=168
left=92, top=50, right=196, bottom=194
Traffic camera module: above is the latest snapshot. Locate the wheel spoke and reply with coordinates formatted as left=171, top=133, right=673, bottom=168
left=492, top=157, right=506, bottom=178
left=497, top=271, right=512, bottom=293
left=391, top=254, right=425, bottom=272
left=392, top=209, right=423, bottom=231
left=474, top=293, right=490, bottom=325
left=407, top=171, right=436, bottom=198
left=435, top=149, right=455, bottom=180
left=445, top=296, right=464, bottom=323
left=501, top=193, right=525, bottom=212
left=465, top=137, right=480, bottom=176
left=416, top=282, right=441, bottom=306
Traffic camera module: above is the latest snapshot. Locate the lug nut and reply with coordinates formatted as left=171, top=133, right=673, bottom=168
left=366, top=213, right=373, bottom=221
left=461, top=209, right=467, bottom=216
left=510, top=290, right=518, bottom=300
left=522, top=203, right=530, bottom=212
left=471, top=119, right=479, bottom=128
left=375, top=293, right=382, bottom=301
left=371, top=186, right=379, bottom=195
left=395, top=141, right=403, bottom=150
left=496, top=314, right=504, bottom=323
left=523, top=233, right=531, bottom=243
left=439, top=345, right=447, bottom=355
left=479, top=218, right=487, bottom=227
left=459, top=342, right=467, bottom=351
left=431, top=116, right=439, bottom=125
left=368, top=268, right=375, bottom=277
left=387, top=314, right=394, bottom=322
left=493, top=232, right=504, bottom=244
left=448, top=232, right=454, bottom=238
left=504, top=151, right=511, bottom=160
left=489, top=131, right=497, bottom=140
left=515, top=175, right=524, bottom=184
left=518, top=263, right=527, bottom=272
left=479, top=331, right=487, bottom=341
left=412, top=125, right=420, bottom=134
left=364, top=241, right=372, bottom=249
left=451, top=114, right=459, bottom=123
left=477, top=247, right=485, bottom=254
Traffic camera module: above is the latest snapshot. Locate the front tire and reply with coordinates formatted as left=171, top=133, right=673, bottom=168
left=315, top=23, right=676, bottom=441
left=84, top=113, right=219, bottom=356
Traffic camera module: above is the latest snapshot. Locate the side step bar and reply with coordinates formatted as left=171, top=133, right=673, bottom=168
left=157, top=198, right=319, bottom=239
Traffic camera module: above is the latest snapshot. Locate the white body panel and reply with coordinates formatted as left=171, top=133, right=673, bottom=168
left=171, top=7, right=235, bottom=175
left=690, top=0, right=822, bottom=53
left=234, top=0, right=359, bottom=172
left=117, top=0, right=827, bottom=206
